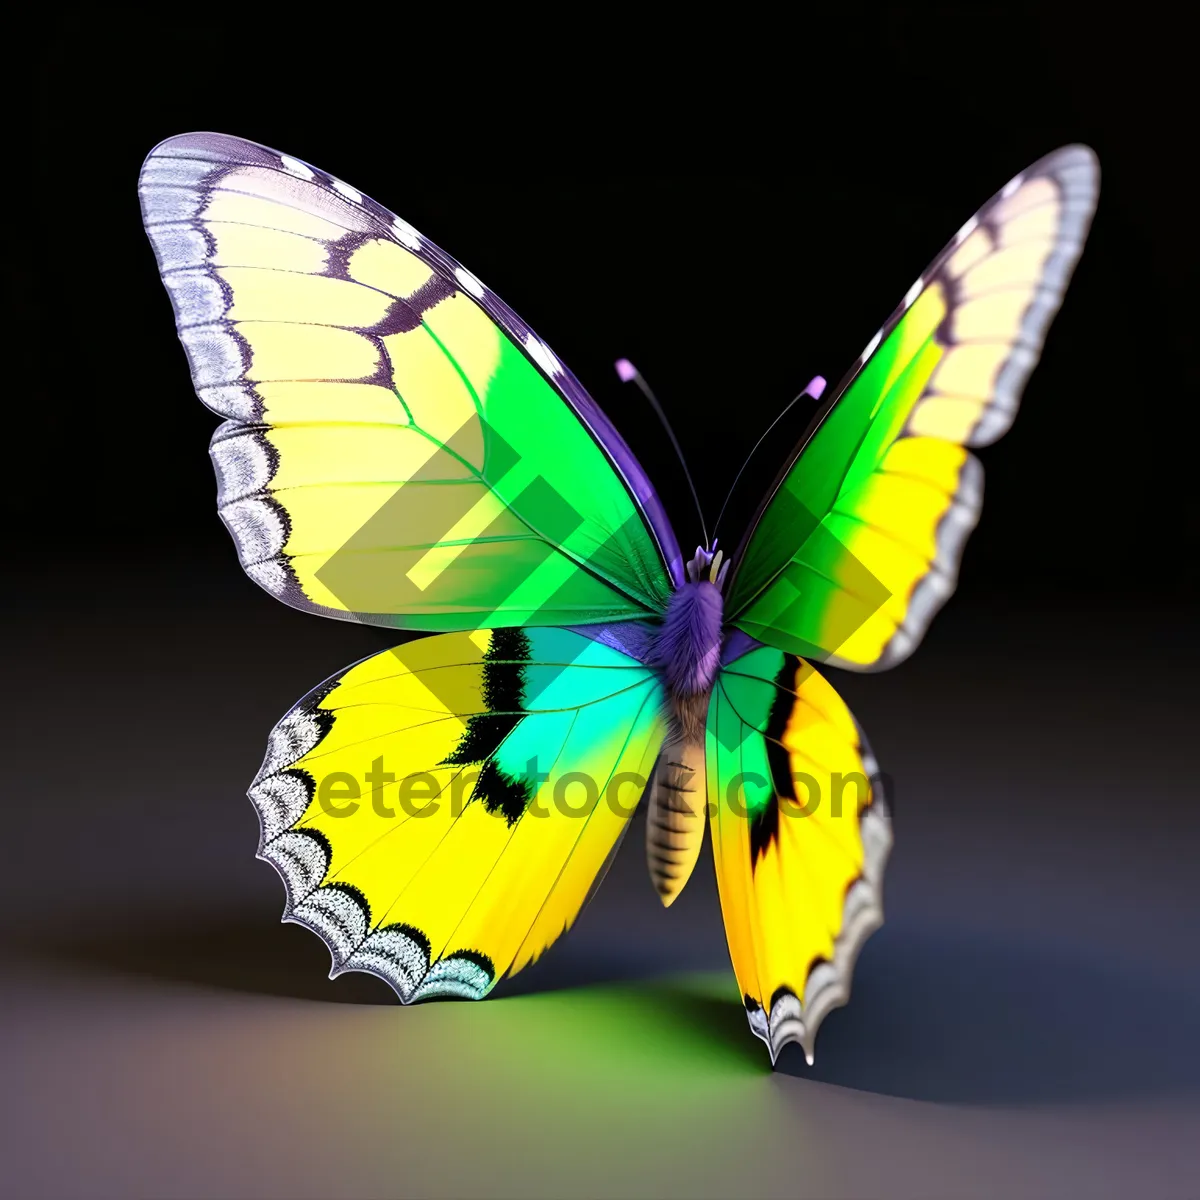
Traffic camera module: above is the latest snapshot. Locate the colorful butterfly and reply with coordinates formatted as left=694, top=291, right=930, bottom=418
left=139, top=133, right=1098, bottom=1064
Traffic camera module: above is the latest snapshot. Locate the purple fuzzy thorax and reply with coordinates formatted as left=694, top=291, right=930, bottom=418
left=651, top=581, right=724, bottom=697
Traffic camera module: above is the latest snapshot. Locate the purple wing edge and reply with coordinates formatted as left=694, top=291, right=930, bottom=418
left=719, top=629, right=762, bottom=665
left=152, top=131, right=684, bottom=590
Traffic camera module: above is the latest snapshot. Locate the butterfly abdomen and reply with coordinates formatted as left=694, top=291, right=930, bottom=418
left=645, top=732, right=706, bottom=906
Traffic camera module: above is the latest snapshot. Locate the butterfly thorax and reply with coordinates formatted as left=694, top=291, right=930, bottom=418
left=652, top=582, right=722, bottom=720
left=643, top=547, right=727, bottom=906
left=651, top=545, right=729, bottom=728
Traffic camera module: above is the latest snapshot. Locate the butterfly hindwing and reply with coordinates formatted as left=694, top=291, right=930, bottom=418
left=727, top=145, right=1099, bottom=669
left=251, top=627, right=665, bottom=996
left=707, top=644, right=892, bottom=1063
left=139, top=133, right=680, bottom=631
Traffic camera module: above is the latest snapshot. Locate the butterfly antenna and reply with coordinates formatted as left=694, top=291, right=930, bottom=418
left=712, top=375, right=827, bottom=540
left=615, top=359, right=709, bottom=547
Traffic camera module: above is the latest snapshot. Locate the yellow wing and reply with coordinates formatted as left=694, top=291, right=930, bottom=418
left=251, top=626, right=664, bottom=997
left=707, top=645, right=891, bottom=1063
left=139, top=132, right=676, bottom=630
left=729, top=145, right=1100, bottom=669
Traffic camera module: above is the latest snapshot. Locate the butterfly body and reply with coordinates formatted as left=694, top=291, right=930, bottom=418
left=140, top=132, right=1097, bottom=1064
left=640, top=556, right=727, bottom=902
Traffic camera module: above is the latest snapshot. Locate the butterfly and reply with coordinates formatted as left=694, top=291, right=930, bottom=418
left=139, top=133, right=1098, bottom=1064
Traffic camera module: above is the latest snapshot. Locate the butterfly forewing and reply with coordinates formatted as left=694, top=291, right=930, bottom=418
left=139, top=132, right=679, bottom=631
left=726, top=145, right=1099, bottom=670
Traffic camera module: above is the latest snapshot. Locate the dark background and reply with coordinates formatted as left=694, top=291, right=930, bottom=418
left=5, top=9, right=1197, bottom=1199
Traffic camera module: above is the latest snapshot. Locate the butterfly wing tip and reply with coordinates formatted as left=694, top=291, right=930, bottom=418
left=776, top=1035, right=817, bottom=1069
left=761, top=1031, right=816, bottom=1070
left=747, top=990, right=825, bottom=1069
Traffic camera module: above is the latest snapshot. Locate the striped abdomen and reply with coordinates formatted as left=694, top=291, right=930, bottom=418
left=645, top=687, right=710, bottom=906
